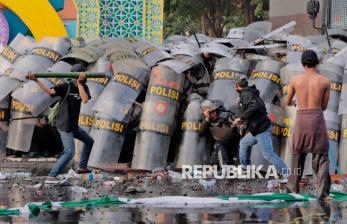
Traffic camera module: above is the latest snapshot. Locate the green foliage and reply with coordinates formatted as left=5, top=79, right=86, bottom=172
left=164, top=0, right=269, bottom=37
left=251, top=0, right=269, bottom=19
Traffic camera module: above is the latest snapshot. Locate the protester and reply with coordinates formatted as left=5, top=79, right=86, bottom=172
left=200, top=99, right=240, bottom=166
left=235, top=75, right=288, bottom=176
left=28, top=64, right=94, bottom=180
left=285, top=50, right=331, bottom=200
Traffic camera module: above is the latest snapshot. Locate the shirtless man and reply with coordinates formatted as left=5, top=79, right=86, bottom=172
left=285, top=50, right=331, bottom=200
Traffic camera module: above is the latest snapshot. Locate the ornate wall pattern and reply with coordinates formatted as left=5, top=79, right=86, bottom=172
left=73, top=0, right=100, bottom=38
left=144, top=0, right=164, bottom=44
left=99, top=0, right=144, bottom=38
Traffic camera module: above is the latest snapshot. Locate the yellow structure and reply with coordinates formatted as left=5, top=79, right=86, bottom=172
left=0, top=0, right=67, bottom=40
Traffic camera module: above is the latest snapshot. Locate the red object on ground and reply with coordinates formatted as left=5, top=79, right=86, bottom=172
left=331, top=174, right=347, bottom=184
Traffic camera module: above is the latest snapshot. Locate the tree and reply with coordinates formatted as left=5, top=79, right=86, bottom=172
left=164, top=0, right=269, bottom=37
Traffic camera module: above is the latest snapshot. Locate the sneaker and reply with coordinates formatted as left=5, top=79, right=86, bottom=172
left=44, top=176, right=61, bottom=184
left=45, top=176, right=70, bottom=185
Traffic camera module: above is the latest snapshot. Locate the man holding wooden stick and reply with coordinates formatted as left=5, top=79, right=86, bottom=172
left=28, top=64, right=94, bottom=180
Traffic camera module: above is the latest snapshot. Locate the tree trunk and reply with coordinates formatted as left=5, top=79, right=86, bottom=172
left=215, top=0, right=223, bottom=37
left=201, top=16, right=206, bottom=34
left=244, top=0, right=252, bottom=24
left=166, top=0, right=171, bottom=17
left=205, top=11, right=217, bottom=37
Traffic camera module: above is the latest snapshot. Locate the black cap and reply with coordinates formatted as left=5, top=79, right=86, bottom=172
left=301, top=50, right=319, bottom=66
left=71, top=63, right=87, bottom=72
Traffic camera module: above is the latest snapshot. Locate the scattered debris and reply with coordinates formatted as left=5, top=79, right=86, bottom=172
left=267, top=180, right=280, bottom=191
left=331, top=184, right=345, bottom=192
left=0, top=173, right=6, bottom=180
left=198, top=179, right=217, bottom=191
left=125, top=186, right=146, bottom=194
left=71, top=186, right=88, bottom=194
left=103, top=181, right=116, bottom=187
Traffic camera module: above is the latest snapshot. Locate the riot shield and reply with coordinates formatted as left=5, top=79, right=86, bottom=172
left=158, top=58, right=193, bottom=74
left=11, top=61, right=73, bottom=117
left=132, top=131, right=171, bottom=171
left=170, top=43, right=200, bottom=57
left=0, top=96, right=9, bottom=156
left=331, top=39, right=347, bottom=55
left=0, top=34, right=33, bottom=76
left=70, top=37, right=87, bottom=48
left=60, top=45, right=103, bottom=64
left=326, top=47, right=347, bottom=68
left=339, top=115, right=347, bottom=173
left=339, top=72, right=347, bottom=115
left=11, top=79, right=57, bottom=117
left=244, top=21, right=272, bottom=43
left=92, top=59, right=150, bottom=121
left=318, top=62, right=344, bottom=113
left=87, top=113, right=129, bottom=171
left=0, top=76, right=21, bottom=102
left=286, top=35, right=313, bottom=51
left=107, top=48, right=140, bottom=66
left=207, top=56, right=250, bottom=114
left=200, top=42, right=234, bottom=58
left=132, top=63, right=185, bottom=171
left=87, top=38, right=123, bottom=50
left=187, top=33, right=214, bottom=45
left=307, top=35, right=329, bottom=55
left=328, top=29, right=347, bottom=42
left=257, top=21, right=296, bottom=43
left=250, top=103, right=283, bottom=171
left=286, top=35, right=313, bottom=64
left=174, top=54, right=210, bottom=95
left=280, top=63, right=304, bottom=105
left=248, top=59, right=284, bottom=103
left=174, top=54, right=204, bottom=69
left=6, top=100, right=37, bottom=152
left=227, top=27, right=246, bottom=39
left=79, top=58, right=112, bottom=133
left=279, top=106, right=297, bottom=168
left=212, top=38, right=249, bottom=48
left=325, top=111, right=341, bottom=174
left=163, top=35, right=187, bottom=45
left=136, top=43, right=173, bottom=67
left=10, top=37, right=70, bottom=81
left=175, top=94, right=210, bottom=169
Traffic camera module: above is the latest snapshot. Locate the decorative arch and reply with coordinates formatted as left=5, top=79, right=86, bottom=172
left=0, top=0, right=67, bottom=40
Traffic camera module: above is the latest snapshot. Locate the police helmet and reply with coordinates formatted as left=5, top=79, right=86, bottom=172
left=201, top=99, right=219, bottom=112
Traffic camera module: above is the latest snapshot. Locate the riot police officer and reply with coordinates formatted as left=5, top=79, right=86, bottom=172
left=200, top=99, right=240, bottom=167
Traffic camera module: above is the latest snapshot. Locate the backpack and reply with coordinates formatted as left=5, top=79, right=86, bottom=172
left=48, top=82, right=70, bottom=126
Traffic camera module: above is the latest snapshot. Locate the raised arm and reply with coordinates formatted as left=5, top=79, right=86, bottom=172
left=321, top=80, right=331, bottom=111
left=77, top=72, right=90, bottom=103
left=28, top=73, right=56, bottom=96
left=285, top=79, right=296, bottom=106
